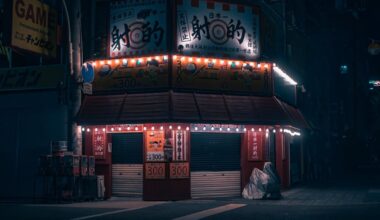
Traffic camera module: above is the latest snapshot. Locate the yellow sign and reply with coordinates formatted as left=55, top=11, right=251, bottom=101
left=172, top=58, right=271, bottom=94
left=92, top=61, right=169, bottom=92
left=0, top=64, right=65, bottom=91
left=11, top=0, right=57, bottom=57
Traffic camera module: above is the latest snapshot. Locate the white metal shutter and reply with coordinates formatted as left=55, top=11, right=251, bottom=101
left=191, top=171, right=241, bottom=198
left=112, top=164, right=143, bottom=197
left=112, top=133, right=143, bottom=197
left=190, top=133, right=241, bottom=198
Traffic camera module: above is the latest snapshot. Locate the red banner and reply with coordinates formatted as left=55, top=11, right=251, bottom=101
left=247, top=132, right=263, bottom=161
left=93, top=131, right=106, bottom=159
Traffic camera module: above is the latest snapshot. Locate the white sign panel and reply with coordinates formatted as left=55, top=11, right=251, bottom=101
left=109, top=0, right=167, bottom=58
left=177, top=0, right=259, bottom=59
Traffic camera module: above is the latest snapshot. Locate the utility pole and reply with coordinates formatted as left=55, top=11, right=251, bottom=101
left=63, top=0, right=82, bottom=155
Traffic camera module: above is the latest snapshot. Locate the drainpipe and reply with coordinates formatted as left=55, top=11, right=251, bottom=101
left=62, top=0, right=82, bottom=155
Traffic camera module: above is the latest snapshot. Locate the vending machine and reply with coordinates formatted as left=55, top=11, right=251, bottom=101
left=64, top=155, right=80, bottom=176
left=80, top=156, right=88, bottom=176
left=88, top=156, right=95, bottom=176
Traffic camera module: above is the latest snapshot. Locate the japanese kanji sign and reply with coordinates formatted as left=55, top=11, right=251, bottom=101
left=247, top=131, right=263, bottom=161
left=93, top=130, right=106, bottom=159
left=176, top=0, right=259, bottom=59
left=109, top=0, right=167, bottom=58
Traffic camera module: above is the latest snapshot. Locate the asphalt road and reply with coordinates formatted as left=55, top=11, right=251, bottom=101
left=1, top=196, right=380, bottom=220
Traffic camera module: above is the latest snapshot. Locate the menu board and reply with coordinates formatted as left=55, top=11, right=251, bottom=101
left=145, top=130, right=165, bottom=161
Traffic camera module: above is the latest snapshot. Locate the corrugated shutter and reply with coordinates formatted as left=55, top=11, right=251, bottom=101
left=191, top=133, right=241, bottom=198
left=191, top=133, right=241, bottom=171
left=191, top=171, right=241, bottom=198
left=112, top=133, right=143, bottom=164
left=112, top=133, right=143, bottom=197
left=112, top=164, right=143, bottom=197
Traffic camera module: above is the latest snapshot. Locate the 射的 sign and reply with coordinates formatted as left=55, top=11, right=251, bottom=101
left=176, top=0, right=260, bottom=59
left=109, top=0, right=167, bottom=58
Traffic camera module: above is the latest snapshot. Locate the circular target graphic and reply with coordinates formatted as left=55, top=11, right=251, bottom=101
left=128, top=22, right=147, bottom=49
left=209, top=19, right=228, bottom=45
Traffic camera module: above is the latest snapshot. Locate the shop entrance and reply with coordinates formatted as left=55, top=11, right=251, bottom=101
left=111, top=133, right=143, bottom=197
left=190, top=133, right=241, bottom=198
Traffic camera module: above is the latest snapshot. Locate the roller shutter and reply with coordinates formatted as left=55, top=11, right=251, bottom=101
left=190, top=133, right=241, bottom=198
left=112, top=133, right=143, bottom=197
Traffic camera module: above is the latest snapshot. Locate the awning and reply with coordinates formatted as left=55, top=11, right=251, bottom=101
left=77, top=91, right=309, bottom=129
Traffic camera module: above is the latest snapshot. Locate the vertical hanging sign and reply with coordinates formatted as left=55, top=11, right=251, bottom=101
left=247, top=131, right=263, bottom=161
left=172, top=130, right=187, bottom=161
left=109, top=0, right=167, bottom=58
left=93, top=130, right=106, bottom=159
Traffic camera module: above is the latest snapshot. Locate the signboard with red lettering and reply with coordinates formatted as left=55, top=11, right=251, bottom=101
left=145, top=163, right=165, bottom=179
left=93, top=130, right=106, bottom=159
left=247, top=131, right=263, bottom=161
left=170, top=162, right=189, bottom=179
left=176, top=0, right=259, bottom=59
left=109, top=0, right=167, bottom=58
left=12, top=0, right=57, bottom=57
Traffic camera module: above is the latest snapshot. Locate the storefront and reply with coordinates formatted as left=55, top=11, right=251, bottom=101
left=77, top=0, right=308, bottom=200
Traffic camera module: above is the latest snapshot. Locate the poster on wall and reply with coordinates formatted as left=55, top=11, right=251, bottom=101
left=12, top=0, right=57, bottom=57
left=91, top=59, right=169, bottom=92
left=171, top=130, right=187, bottom=161
left=176, top=0, right=259, bottom=59
left=93, top=130, right=106, bottom=159
left=247, top=131, right=263, bottom=161
left=145, top=130, right=165, bottom=161
left=109, top=0, right=167, bottom=58
left=173, top=58, right=270, bottom=94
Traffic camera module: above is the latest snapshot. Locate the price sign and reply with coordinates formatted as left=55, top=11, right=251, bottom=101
left=145, top=130, right=165, bottom=161
left=170, top=162, right=189, bottom=179
left=145, top=163, right=165, bottom=179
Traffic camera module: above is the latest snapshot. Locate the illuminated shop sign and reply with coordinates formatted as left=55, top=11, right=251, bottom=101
left=12, top=0, right=57, bottom=57
left=109, top=0, right=167, bottom=58
left=172, top=55, right=271, bottom=94
left=89, top=55, right=169, bottom=92
left=176, top=0, right=259, bottom=59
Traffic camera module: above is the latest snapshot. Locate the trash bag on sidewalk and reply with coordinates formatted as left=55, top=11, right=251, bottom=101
left=262, top=162, right=282, bottom=199
left=242, top=168, right=270, bottom=199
